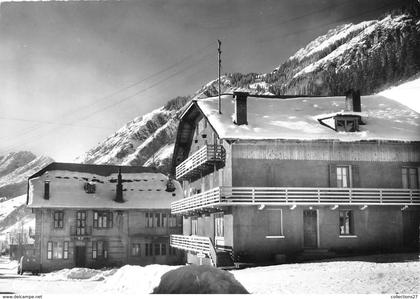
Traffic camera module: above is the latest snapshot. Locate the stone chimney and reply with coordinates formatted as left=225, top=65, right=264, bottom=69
left=345, top=89, right=361, bottom=112
left=233, top=91, right=249, bottom=126
left=115, top=167, right=124, bottom=203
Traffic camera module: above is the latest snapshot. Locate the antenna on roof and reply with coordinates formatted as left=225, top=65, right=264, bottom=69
left=218, top=39, right=222, bottom=114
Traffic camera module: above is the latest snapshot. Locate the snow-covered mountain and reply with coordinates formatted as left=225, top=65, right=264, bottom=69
left=76, top=96, right=190, bottom=173
left=78, top=10, right=420, bottom=174
left=0, top=151, right=53, bottom=200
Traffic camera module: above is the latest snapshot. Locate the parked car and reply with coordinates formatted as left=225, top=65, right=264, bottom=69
left=17, top=249, right=40, bottom=275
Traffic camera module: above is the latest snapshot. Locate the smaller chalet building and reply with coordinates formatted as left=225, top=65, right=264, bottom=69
left=27, top=163, right=183, bottom=272
left=169, top=91, right=420, bottom=267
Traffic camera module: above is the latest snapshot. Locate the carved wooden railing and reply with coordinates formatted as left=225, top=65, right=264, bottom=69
left=175, top=145, right=225, bottom=181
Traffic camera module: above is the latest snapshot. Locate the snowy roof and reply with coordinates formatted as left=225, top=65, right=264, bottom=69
left=195, top=91, right=420, bottom=142
left=27, top=164, right=182, bottom=210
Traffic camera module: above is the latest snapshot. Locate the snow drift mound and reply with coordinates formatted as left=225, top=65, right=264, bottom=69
left=100, top=264, right=180, bottom=294
left=152, top=264, right=249, bottom=294
left=44, top=267, right=116, bottom=281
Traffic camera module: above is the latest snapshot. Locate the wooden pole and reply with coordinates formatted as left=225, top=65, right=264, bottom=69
left=218, top=39, right=222, bottom=114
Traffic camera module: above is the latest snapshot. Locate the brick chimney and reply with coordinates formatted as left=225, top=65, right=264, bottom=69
left=115, top=167, right=124, bottom=203
left=345, top=89, right=361, bottom=112
left=233, top=91, right=249, bottom=126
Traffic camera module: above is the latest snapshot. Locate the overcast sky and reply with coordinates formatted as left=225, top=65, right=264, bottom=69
left=0, top=0, right=407, bottom=162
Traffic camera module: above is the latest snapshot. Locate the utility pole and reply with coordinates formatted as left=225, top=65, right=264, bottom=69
left=218, top=39, right=222, bottom=114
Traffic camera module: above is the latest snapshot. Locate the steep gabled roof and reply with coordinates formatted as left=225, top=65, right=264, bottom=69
left=28, top=162, right=159, bottom=179
left=196, top=94, right=420, bottom=142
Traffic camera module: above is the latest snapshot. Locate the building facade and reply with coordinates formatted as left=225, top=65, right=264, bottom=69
left=169, top=91, right=420, bottom=267
left=27, top=163, right=183, bottom=272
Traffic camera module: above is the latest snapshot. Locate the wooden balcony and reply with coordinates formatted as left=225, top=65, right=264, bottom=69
left=170, top=234, right=211, bottom=254
left=175, top=145, right=225, bottom=181
left=171, top=186, right=420, bottom=214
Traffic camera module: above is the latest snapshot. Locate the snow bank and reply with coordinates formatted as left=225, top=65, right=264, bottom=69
left=152, top=264, right=249, bottom=294
left=99, top=264, right=180, bottom=294
left=43, top=267, right=117, bottom=281
left=231, top=259, right=420, bottom=294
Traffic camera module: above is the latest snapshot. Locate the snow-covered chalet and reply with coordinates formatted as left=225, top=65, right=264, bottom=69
left=27, top=163, right=183, bottom=272
left=169, top=90, right=420, bottom=267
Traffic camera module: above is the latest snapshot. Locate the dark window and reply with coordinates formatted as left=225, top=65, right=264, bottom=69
left=169, top=246, right=177, bottom=255
left=47, top=241, right=52, bottom=260
left=145, top=243, right=153, bottom=256
left=93, top=211, right=113, bottom=228
left=169, top=215, right=177, bottom=227
left=53, top=211, right=64, bottom=229
left=161, top=214, right=167, bottom=227
left=155, top=213, right=161, bottom=227
left=402, top=167, right=418, bottom=189
left=161, top=243, right=167, bottom=256
left=335, top=117, right=359, bottom=132
left=146, top=212, right=154, bottom=228
left=44, top=181, right=50, bottom=199
left=154, top=243, right=161, bottom=256
left=339, top=210, right=354, bottom=235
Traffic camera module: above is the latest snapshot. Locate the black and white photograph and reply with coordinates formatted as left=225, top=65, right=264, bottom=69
left=0, top=0, right=419, bottom=297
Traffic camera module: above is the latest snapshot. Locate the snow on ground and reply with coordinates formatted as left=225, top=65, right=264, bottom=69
left=231, top=258, right=420, bottom=294
left=379, top=77, right=420, bottom=113
left=43, top=267, right=117, bottom=281
left=99, top=264, right=180, bottom=294
left=1, top=254, right=419, bottom=295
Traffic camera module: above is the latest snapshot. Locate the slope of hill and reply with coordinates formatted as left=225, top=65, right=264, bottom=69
left=0, top=152, right=53, bottom=200
left=78, top=10, right=420, bottom=174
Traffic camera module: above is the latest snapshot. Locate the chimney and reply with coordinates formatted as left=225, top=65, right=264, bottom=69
left=345, top=89, right=361, bottom=112
left=115, top=167, right=124, bottom=203
left=233, top=91, right=249, bottom=126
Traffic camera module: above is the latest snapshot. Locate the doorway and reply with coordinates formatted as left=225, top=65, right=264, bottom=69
left=75, top=246, right=86, bottom=267
left=303, top=210, right=318, bottom=248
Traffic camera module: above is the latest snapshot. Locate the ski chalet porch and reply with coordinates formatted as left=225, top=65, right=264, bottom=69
left=169, top=91, right=420, bottom=267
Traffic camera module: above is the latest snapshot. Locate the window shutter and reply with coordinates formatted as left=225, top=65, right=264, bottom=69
left=329, top=164, right=337, bottom=187
left=351, top=165, right=360, bottom=188
left=108, top=212, right=113, bottom=228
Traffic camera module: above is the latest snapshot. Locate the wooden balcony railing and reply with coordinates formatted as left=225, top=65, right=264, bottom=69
left=175, top=145, right=225, bottom=181
left=171, top=186, right=420, bottom=214
left=70, top=226, right=92, bottom=237
left=170, top=234, right=210, bottom=254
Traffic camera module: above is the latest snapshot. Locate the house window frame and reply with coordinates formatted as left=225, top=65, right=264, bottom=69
left=47, top=241, right=53, bottom=260
left=145, top=243, right=153, bottom=256
left=93, top=211, right=113, bottom=229
left=63, top=241, right=69, bottom=259
left=339, top=210, right=357, bottom=237
left=191, top=217, right=198, bottom=235
left=131, top=243, right=141, bottom=257
left=214, top=213, right=224, bottom=238
left=169, top=215, right=177, bottom=228
left=53, top=211, right=64, bottom=229
left=336, top=165, right=352, bottom=188
left=402, top=167, right=418, bottom=189
left=265, top=208, right=285, bottom=239
left=52, top=241, right=63, bottom=259
left=92, top=240, right=108, bottom=259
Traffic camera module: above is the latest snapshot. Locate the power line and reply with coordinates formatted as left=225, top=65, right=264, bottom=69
left=1, top=51, right=215, bottom=153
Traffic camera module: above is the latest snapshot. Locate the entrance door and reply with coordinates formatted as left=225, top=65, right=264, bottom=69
left=75, top=246, right=86, bottom=267
left=303, top=210, right=318, bottom=248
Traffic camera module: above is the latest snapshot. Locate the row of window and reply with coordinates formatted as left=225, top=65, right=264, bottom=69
left=131, top=243, right=177, bottom=257
left=46, top=241, right=176, bottom=260
left=189, top=210, right=355, bottom=237
left=145, top=213, right=178, bottom=228
left=52, top=211, right=180, bottom=229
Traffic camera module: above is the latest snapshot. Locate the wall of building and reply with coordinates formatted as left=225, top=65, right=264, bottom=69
left=231, top=141, right=420, bottom=188
left=34, top=208, right=183, bottom=272
left=232, top=205, right=416, bottom=262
